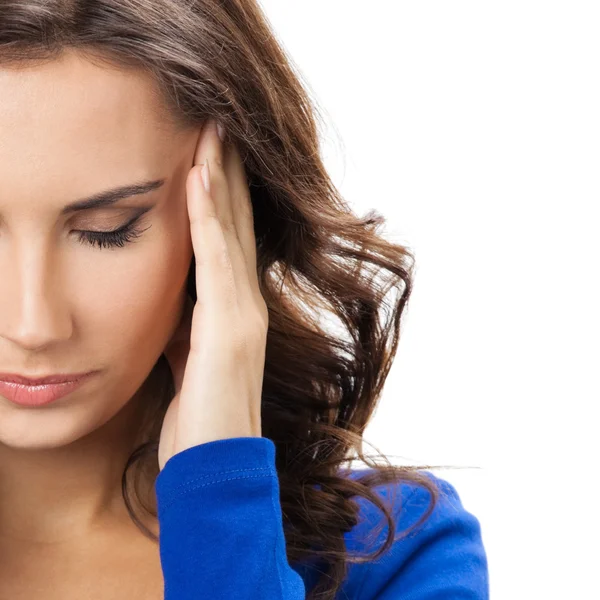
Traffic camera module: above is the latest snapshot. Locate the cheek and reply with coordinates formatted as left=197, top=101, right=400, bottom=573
left=76, top=227, right=192, bottom=364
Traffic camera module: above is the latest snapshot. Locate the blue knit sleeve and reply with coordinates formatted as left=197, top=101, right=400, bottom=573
left=154, top=437, right=489, bottom=599
left=353, top=471, right=490, bottom=599
left=154, top=436, right=306, bottom=600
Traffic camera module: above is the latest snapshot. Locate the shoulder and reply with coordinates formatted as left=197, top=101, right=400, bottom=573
left=298, top=469, right=489, bottom=599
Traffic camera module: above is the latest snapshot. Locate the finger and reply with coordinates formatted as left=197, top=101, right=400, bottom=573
left=194, top=119, right=233, bottom=231
left=186, top=159, right=238, bottom=321
left=193, top=120, right=257, bottom=315
left=224, top=143, right=261, bottom=301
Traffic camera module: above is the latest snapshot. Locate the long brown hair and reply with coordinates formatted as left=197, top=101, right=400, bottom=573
left=0, top=2, right=465, bottom=598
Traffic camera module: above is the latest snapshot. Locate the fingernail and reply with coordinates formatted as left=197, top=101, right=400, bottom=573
left=201, top=159, right=211, bottom=193
left=216, top=121, right=226, bottom=142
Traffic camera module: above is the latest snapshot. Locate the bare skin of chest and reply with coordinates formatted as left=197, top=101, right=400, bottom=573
left=0, top=521, right=164, bottom=600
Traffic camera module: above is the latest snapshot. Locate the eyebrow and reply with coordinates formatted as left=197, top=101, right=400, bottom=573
left=61, top=178, right=166, bottom=214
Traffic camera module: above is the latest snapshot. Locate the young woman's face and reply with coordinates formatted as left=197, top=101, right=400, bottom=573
left=0, top=51, right=197, bottom=449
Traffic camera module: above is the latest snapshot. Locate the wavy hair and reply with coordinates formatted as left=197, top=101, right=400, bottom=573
left=0, top=1, right=462, bottom=598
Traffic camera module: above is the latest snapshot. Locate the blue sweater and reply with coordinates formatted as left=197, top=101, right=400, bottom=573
left=155, top=436, right=489, bottom=599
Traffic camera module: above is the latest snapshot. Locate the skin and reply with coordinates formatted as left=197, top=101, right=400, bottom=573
left=0, top=48, right=201, bottom=556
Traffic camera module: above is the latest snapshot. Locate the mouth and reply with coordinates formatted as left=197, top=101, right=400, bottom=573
left=0, top=372, right=98, bottom=408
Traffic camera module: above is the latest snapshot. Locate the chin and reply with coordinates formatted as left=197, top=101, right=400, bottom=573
left=0, top=396, right=121, bottom=452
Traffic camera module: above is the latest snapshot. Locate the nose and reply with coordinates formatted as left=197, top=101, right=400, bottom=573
left=0, top=247, right=73, bottom=351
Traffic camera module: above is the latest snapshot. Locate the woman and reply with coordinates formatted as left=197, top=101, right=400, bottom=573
left=0, top=1, right=489, bottom=599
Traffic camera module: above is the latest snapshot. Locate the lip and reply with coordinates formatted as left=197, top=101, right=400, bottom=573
left=0, top=372, right=95, bottom=386
left=0, top=371, right=97, bottom=407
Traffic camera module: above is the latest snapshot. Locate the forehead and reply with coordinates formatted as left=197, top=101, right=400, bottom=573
left=0, top=51, right=179, bottom=204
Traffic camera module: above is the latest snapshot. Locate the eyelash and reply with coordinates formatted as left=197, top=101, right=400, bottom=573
left=75, top=217, right=151, bottom=250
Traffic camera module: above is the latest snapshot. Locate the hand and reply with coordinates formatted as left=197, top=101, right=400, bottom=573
left=158, top=119, right=268, bottom=471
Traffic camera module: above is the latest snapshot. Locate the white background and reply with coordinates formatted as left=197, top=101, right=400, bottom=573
left=258, top=1, right=599, bottom=598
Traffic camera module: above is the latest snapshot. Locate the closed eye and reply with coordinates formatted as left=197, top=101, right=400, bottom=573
left=74, top=214, right=151, bottom=250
